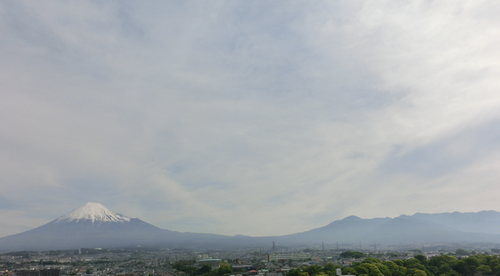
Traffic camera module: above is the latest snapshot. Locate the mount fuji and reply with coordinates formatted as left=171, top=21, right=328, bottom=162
left=0, top=202, right=261, bottom=252
left=0, top=202, right=178, bottom=251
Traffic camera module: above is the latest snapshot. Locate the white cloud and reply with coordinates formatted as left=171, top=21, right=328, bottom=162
left=1, top=0, right=500, bottom=237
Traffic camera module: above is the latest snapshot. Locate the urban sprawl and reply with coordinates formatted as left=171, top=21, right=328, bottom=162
left=1, top=244, right=500, bottom=276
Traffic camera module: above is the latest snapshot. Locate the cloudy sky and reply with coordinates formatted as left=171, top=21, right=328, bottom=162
left=2, top=0, right=500, bottom=238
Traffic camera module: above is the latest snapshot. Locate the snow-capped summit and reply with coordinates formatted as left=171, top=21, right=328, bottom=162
left=0, top=201, right=177, bottom=251
left=56, top=202, right=131, bottom=224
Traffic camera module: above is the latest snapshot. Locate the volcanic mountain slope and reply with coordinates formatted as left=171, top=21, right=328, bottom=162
left=0, top=202, right=270, bottom=252
left=0, top=202, right=265, bottom=252
left=0, top=202, right=179, bottom=251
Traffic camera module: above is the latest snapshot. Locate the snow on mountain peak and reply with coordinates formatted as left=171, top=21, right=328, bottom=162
left=56, top=202, right=131, bottom=224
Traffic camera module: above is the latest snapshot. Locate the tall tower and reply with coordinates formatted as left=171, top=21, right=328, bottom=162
left=272, top=241, right=276, bottom=254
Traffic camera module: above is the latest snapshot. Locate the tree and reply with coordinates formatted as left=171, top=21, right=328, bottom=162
left=364, top=258, right=382, bottom=264
left=288, top=268, right=302, bottom=276
left=438, top=264, right=454, bottom=275
left=477, top=265, right=492, bottom=274
left=429, top=255, right=458, bottom=268
left=494, top=265, right=500, bottom=276
left=489, top=258, right=500, bottom=274
left=218, top=263, right=232, bottom=276
left=357, top=263, right=384, bottom=276
left=305, top=265, right=323, bottom=276
left=393, top=260, right=405, bottom=267
left=453, top=260, right=470, bottom=276
left=465, top=257, right=480, bottom=267
left=198, top=265, right=212, bottom=274
left=456, top=249, right=470, bottom=256
left=413, top=269, right=427, bottom=276
left=415, top=255, right=428, bottom=266
left=324, top=264, right=341, bottom=276
left=381, top=261, right=399, bottom=272
left=342, top=267, right=358, bottom=275
left=374, top=263, right=392, bottom=276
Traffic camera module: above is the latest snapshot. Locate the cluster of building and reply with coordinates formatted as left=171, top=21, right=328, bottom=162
left=0, top=245, right=496, bottom=276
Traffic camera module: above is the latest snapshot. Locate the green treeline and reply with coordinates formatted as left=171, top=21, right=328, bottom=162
left=173, top=263, right=232, bottom=276
left=288, top=254, right=500, bottom=276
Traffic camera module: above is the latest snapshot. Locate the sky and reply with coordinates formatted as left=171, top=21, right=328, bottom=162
left=1, top=0, right=500, bottom=238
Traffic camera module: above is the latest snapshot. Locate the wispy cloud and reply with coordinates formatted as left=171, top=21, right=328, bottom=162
left=1, top=0, right=500, bottom=237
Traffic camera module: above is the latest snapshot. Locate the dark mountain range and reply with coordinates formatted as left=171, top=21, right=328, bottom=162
left=408, top=211, right=500, bottom=234
left=270, top=212, right=500, bottom=245
left=272, top=216, right=392, bottom=244
left=2, top=202, right=500, bottom=252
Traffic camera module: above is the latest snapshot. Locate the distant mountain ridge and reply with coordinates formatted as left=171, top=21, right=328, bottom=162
left=407, top=211, right=500, bottom=234
left=271, top=211, right=500, bottom=245
left=1, top=203, right=500, bottom=252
